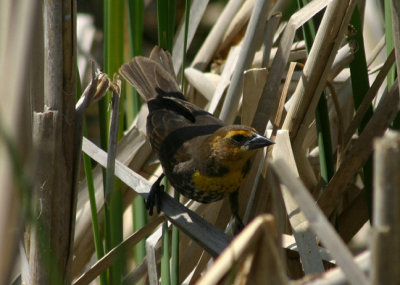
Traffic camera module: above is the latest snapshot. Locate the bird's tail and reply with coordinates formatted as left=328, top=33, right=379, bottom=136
left=119, top=46, right=181, bottom=101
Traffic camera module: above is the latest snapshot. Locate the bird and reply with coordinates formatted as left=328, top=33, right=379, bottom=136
left=119, top=46, right=274, bottom=229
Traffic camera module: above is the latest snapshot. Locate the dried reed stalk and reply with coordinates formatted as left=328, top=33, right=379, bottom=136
left=30, top=0, right=77, bottom=283
left=272, top=131, right=325, bottom=274
left=335, top=188, right=369, bottom=243
left=73, top=215, right=165, bottom=285
left=371, top=131, right=400, bottom=284
left=217, top=0, right=255, bottom=54
left=219, top=0, right=273, bottom=123
left=286, top=0, right=355, bottom=149
left=390, top=0, right=400, bottom=83
left=297, top=251, right=370, bottom=285
left=172, top=0, right=209, bottom=74
left=252, top=0, right=330, bottom=133
left=191, top=0, right=243, bottom=71
left=271, top=159, right=368, bottom=285
left=318, top=82, right=400, bottom=218
left=73, top=125, right=150, bottom=276
left=82, top=138, right=232, bottom=257
left=196, top=215, right=287, bottom=285
left=0, top=0, right=39, bottom=283
left=343, top=49, right=396, bottom=146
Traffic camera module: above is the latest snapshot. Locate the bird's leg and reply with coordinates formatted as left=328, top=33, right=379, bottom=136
left=229, top=190, right=244, bottom=233
left=146, top=173, right=165, bottom=215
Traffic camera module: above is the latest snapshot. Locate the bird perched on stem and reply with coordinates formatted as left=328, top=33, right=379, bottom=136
left=119, top=47, right=273, bottom=230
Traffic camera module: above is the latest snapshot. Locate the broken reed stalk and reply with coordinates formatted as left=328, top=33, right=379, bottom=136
left=271, top=159, right=368, bottom=285
left=371, top=131, right=400, bottom=284
left=272, top=131, right=325, bottom=275
left=30, top=0, right=77, bottom=283
left=287, top=0, right=355, bottom=147
left=261, top=12, right=282, bottom=68
left=252, top=0, right=330, bottom=133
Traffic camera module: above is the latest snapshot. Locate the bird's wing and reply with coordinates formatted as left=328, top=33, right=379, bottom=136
left=147, top=99, right=224, bottom=158
left=120, top=46, right=226, bottom=168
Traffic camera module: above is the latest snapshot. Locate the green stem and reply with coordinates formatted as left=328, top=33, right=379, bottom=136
left=297, top=0, right=334, bottom=185
left=83, top=123, right=107, bottom=285
left=348, top=5, right=373, bottom=219
left=161, top=222, right=171, bottom=285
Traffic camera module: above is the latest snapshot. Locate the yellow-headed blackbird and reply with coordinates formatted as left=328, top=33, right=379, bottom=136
left=119, top=47, right=273, bottom=228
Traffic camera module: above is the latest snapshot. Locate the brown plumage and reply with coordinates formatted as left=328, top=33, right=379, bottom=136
left=119, top=47, right=274, bottom=229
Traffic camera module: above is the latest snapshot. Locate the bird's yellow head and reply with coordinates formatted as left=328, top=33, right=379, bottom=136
left=209, top=126, right=274, bottom=166
left=192, top=126, right=274, bottom=194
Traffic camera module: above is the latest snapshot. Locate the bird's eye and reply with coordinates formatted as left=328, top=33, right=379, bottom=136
left=230, top=134, right=247, bottom=145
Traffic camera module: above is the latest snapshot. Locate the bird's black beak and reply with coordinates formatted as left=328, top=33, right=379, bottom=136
left=245, top=133, right=275, bottom=150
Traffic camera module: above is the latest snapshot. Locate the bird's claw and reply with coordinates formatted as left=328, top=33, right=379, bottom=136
left=146, top=174, right=165, bottom=215
left=232, top=211, right=245, bottom=234
left=229, top=190, right=245, bottom=234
